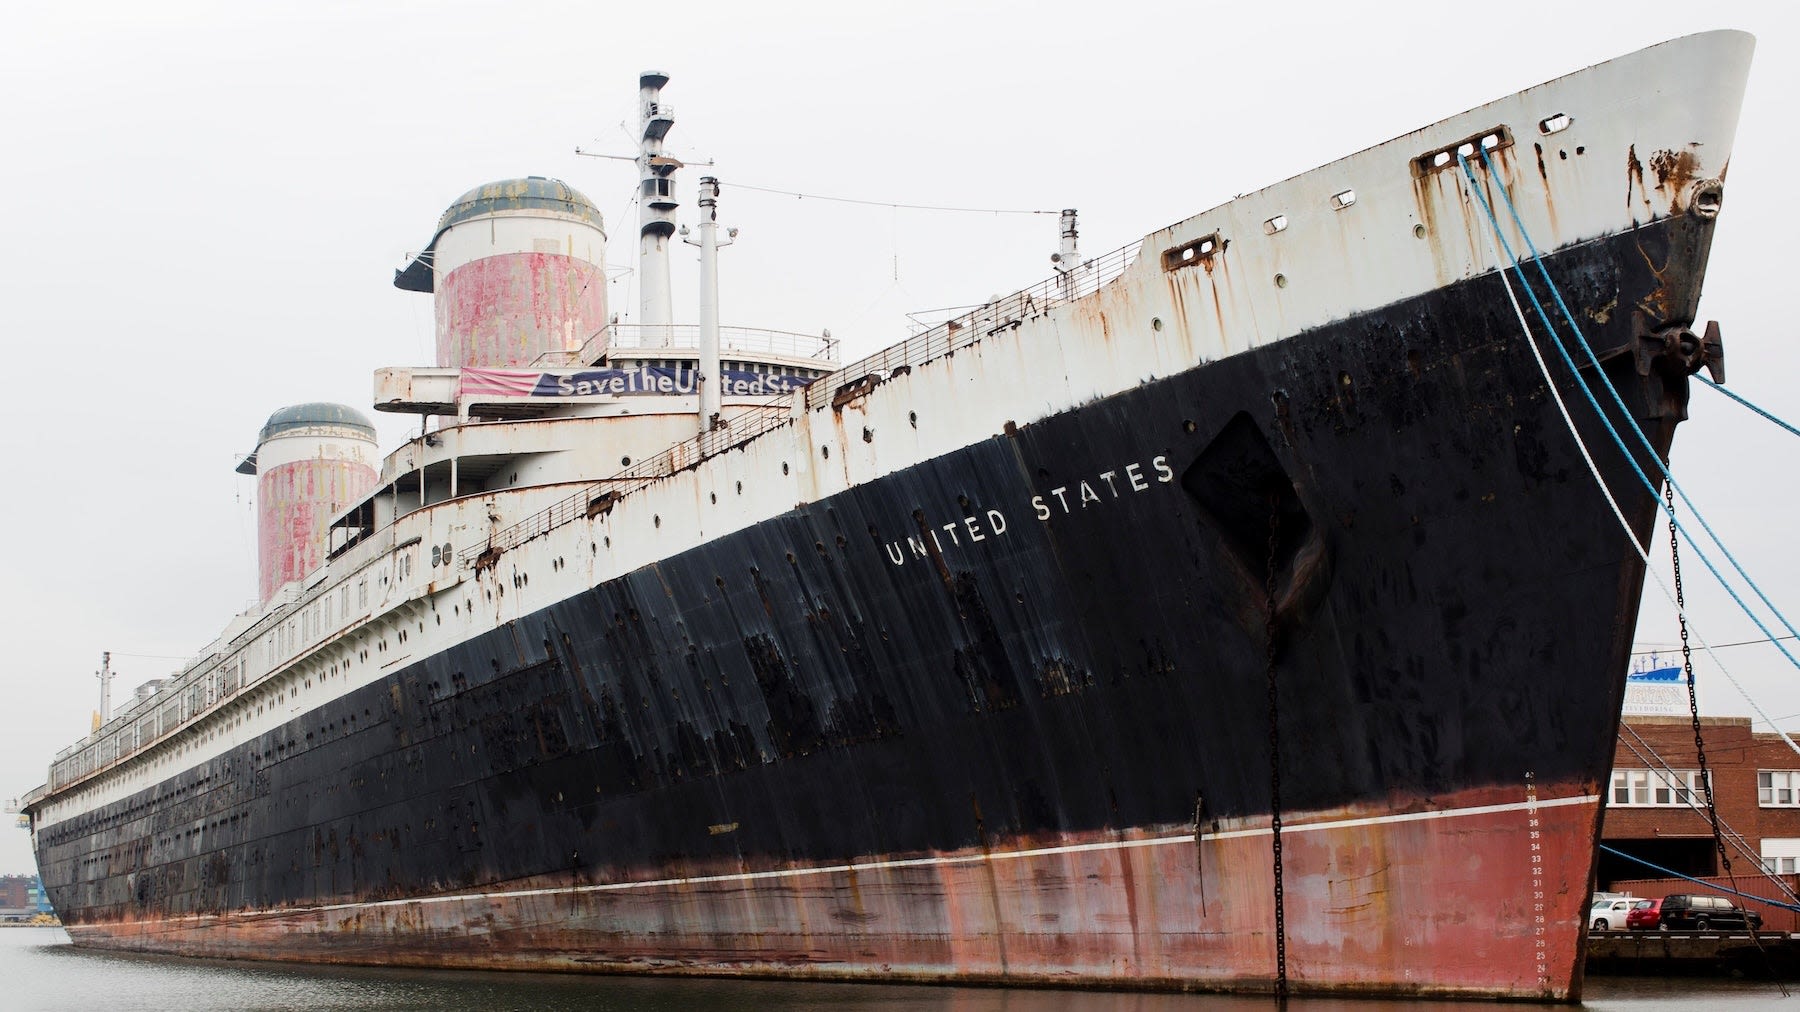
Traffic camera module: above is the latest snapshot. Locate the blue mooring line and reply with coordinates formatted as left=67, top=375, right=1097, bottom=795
left=1598, top=844, right=1800, bottom=912
left=1456, top=149, right=1800, bottom=679
left=1469, top=145, right=1800, bottom=663
left=1698, top=374, right=1800, bottom=441
left=1463, top=147, right=1800, bottom=661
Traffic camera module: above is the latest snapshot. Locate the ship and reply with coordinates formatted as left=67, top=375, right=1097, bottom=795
left=17, top=31, right=1754, bottom=1000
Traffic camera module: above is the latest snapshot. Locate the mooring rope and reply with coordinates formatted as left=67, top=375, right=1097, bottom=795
left=1697, top=374, right=1800, bottom=441
left=1461, top=147, right=1800, bottom=671
left=1598, top=845, right=1800, bottom=913
left=1455, top=152, right=1800, bottom=758
left=1457, top=150, right=1800, bottom=705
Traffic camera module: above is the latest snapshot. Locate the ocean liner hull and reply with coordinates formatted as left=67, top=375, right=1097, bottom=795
left=25, top=31, right=1752, bottom=1001
left=37, top=215, right=1701, bottom=996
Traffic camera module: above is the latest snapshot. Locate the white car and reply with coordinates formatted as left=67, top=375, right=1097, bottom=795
left=1590, top=896, right=1635, bottom=931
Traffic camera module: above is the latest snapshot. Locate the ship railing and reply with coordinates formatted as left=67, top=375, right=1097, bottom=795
left=533, top=324, right=840, bottom=368
left=464, top=236, right=1144, bottom=567
left=44, top=525, right=432, bottom=796
left=801, top=239, right=1142, bottom=412
left=46, top=634, right=250, bottom=793
left=459, top=401, right=795, bottom=565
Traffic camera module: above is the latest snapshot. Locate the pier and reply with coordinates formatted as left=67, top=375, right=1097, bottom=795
left=1588, top=929, right=1800, bottom=977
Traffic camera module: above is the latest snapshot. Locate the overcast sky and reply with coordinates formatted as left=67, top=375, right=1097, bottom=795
left=2, top=1, right=1796, bottom=874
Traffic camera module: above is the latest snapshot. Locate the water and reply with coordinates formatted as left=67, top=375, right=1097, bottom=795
left=0, top=927, right=1786, bottom=1011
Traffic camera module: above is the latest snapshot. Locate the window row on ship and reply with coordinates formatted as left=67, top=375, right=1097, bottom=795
left=45, top=542, right=424, bottom=800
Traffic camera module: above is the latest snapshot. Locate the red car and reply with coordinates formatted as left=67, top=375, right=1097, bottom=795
left=1626, top=897, right=1664, bottom=930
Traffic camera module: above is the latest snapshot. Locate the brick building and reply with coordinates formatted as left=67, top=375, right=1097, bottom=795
left=0, top=873, right=47, bottom=915
left=1601, top=714, right=1800, bottom=888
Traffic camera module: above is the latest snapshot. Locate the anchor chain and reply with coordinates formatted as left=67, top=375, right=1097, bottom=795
left=1266, top=503, right=1289, bottom=1002
left=1669, top=483, right=1784, bottom=991
left=1670, top=478, right=1785, bottom=972
left=1670, top=483, right=1729, bottom=879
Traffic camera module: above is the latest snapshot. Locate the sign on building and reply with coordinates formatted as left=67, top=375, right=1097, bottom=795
left=1622, top=657, right=1688, bottom=716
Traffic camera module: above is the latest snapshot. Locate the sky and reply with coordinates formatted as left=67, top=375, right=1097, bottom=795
left=1, top=0, right=1797, bottom=875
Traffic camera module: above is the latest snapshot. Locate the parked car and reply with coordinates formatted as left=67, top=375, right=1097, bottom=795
left=1625, top=897, right=1664, bottom=931
left=1590, top=896, right=1635, bottom=931
left=1656, top=893, right=1764, bottom=932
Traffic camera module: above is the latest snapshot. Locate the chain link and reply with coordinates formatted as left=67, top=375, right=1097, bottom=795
left=1266, top=502, right=1288, bottom=1002
left=1670, top=483, right=1728, bottom=876
left=1668, top=483, right=1783, bottom=993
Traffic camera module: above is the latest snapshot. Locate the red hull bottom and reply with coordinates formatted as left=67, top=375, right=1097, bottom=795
left=67, top=781, right=1599, bottom=999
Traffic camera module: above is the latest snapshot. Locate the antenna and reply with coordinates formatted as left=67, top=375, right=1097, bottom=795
left=683, top=176, right=732, bottom=433
left=95, top=651, right=112, bottom=730
left=1052, top=208, right=1081, bottom=300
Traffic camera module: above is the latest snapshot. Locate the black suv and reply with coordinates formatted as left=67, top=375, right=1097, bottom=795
left=1658, top=893, right=1764, bottom=931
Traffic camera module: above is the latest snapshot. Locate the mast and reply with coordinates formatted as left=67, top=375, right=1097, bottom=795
left=692, top=176, right=728, bottom=433
left=96, top=650, right=112, bottom=729
left=1053, top=208, right=1080, bottom=299
left=637, top=72, right=679, bottom=345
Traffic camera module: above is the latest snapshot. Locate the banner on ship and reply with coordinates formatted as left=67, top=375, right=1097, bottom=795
left=461, top=366, right=814, bottom=399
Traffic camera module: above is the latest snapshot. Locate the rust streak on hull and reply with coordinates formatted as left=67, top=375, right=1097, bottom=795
left=68, top=785, right=1597, bottom=1000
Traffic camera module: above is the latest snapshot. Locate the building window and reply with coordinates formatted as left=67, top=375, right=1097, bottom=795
left=1610, top=768, right=1707, bottom=807
left=1759, top=771, right=1800, bottom=806
left=1763, top=838, right=1800, bottom=875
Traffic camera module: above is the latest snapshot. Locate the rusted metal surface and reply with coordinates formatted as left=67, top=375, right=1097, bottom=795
left=436, top=252, right=608, bottom=369
left=831, top=373, right=882, bottom=409
left=60, top=785, right=1599, bottom=999
left=251, top=413, right=378, bottom=604
left=415, top=177, right=611, bottom=370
